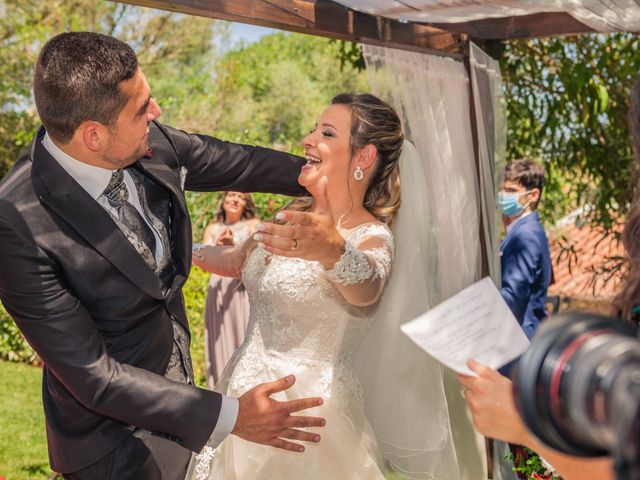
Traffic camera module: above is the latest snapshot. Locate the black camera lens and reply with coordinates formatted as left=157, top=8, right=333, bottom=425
left=512, top=313, right=640, bottom=463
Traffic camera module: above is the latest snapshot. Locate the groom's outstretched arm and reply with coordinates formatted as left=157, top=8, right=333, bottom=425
left=232, top=375, right=325, bottom=452
left=150, top=122, right=307, bottom=196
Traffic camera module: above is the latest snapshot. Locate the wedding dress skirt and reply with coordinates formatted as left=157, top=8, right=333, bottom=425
left=191, top=224, right=394, bottom=480
left=207, top=355, right=385, bottom=479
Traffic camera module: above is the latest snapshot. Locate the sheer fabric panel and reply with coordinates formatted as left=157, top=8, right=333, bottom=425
left=363, top=45, right=482, bottom=300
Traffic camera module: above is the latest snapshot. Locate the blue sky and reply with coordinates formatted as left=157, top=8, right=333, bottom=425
left=227, top=22, right=278, bottom=47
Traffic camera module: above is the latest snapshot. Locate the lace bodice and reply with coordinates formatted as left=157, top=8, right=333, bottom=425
left=218, top=222, right=394, bottom=407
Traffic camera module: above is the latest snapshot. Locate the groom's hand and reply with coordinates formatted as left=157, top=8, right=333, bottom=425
left=232, top=374, right=325, bottom=452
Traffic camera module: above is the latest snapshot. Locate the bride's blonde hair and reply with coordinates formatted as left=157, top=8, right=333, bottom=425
left=287, top=93, right=403, bottom=225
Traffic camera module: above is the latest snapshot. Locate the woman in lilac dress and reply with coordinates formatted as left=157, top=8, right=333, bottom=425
left=201, top=192, right=259, bottom=388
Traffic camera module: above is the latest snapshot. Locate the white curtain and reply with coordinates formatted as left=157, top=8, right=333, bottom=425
left=334, top=0, right=640, bottom=32
left=363, top=45, right=482, bottom=300
left=357, top=44, right=488, bottom=479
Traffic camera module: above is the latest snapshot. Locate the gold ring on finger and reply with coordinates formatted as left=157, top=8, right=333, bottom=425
left=291, top=239, right=298, bottom=250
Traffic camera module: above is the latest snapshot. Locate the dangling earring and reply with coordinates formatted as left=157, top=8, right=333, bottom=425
left=354, top=165, right=364, bottom=181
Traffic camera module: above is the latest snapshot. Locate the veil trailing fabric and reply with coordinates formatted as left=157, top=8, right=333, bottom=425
left=354, top=140, right=463, bottom=480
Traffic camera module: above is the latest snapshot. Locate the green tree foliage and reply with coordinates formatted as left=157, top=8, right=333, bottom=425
left=0, top=307, right=37, bottom=364
left=121, top=11, right=229, bottom=128
left=199, top=32, right=368, bottom=149
left=502, top=34, right=640, bottom=229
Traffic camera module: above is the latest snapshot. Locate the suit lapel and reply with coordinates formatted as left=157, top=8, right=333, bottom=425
left=501, top=212, right=539, bottom=253
left=30, top=129, right=164, bottom=299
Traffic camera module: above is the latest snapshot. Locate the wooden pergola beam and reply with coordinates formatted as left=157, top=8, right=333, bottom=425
left=114, top=0, right=596, bottom=55
left=114, top=0, right=463, bottom=56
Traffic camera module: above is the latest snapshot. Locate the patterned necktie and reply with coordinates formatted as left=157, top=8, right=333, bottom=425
left=102, top=169, right=157, bottom=270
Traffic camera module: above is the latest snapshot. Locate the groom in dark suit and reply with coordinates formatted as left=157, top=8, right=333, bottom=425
left=0, top=32, right=324, bottom=479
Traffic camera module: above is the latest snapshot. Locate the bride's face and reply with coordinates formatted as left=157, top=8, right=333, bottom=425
left=299, top=104, right=352, bottom=193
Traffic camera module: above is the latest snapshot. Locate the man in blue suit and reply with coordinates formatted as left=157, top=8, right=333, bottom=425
left=494, top=159, right=553, bottom=479
left=498, top=158, right=552, bottom=342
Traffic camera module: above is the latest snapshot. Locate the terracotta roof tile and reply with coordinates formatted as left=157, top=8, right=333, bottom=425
left=547, top=220, right=625, bottom=299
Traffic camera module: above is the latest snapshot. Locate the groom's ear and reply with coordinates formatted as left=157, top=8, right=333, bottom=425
left=358, top=144, right=377, bottom=171
left=79, top=121, right=105, bottom=153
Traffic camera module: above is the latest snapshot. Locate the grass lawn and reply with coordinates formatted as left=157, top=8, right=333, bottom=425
left=0, top=360, right=50, bottom=480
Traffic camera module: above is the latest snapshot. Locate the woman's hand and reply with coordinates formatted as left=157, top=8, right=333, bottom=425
left=216, top=228, right=235, bottom=246
left=457, top=359, right=529, bottom=445
left=253, top=177, right=345, bottom=269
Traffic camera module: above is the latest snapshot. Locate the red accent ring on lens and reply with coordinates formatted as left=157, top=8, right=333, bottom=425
left=549, top=329, right=608, bottom=422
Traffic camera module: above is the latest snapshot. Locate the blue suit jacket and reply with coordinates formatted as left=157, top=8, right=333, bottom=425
left=500, top=212, right=552, bottom=339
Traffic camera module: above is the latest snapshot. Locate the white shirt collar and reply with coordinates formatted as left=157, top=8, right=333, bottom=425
left=42, top=132, right=114, bottom=200
left=506, top=210, right=533, bottom=234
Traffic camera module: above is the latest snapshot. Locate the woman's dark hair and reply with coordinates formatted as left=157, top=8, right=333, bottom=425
left=214, top=192, right=256, bottom=223
left=613, top=77, right=640, bottom=325
left=33, top=32, right=138, bottom=143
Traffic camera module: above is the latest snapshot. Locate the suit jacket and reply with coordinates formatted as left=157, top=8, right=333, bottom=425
left=0, top=122, right=305, bottom=473
left=500, top=211, right=552, bottom=339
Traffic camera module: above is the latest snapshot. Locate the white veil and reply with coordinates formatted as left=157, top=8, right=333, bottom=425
left=354, top=140, right=463, bottom=479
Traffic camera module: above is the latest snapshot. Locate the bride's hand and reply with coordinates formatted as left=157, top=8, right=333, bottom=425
left=253, top=177, right=345, bottom=269
left=232, top=375, right=325, bottom=452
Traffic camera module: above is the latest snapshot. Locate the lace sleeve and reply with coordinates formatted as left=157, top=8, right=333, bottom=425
left=325, top=223, right=394, bottom=307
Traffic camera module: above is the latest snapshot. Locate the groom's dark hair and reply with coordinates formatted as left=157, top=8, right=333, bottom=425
left=33, top=32, right=138, bottom=143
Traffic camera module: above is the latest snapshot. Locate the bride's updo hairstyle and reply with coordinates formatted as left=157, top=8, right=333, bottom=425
left=332, top=93, right=404, bottom=225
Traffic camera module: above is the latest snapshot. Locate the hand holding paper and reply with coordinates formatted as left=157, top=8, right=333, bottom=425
left=400, top=277, right=529, bottom=376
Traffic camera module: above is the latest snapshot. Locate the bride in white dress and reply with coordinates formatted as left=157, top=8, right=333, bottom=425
left=190, top=93, right=402, bottom=479
left=189, top=93, right=479, bottom=479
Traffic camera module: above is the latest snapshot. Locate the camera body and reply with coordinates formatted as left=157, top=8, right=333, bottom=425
left=512, top=313, right=640, bottom=479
